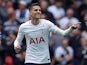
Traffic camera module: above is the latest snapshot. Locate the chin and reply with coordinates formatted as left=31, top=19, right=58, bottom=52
left=36, top=16, right=41, bottom=19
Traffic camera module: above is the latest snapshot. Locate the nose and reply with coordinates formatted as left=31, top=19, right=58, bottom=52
left=37, top=10, right=41, bottom=13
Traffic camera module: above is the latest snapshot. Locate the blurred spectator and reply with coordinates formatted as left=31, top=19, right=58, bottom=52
left=69, top=28, right=82, bottom=65
left=81, top=30, right=87, bottom=39
left=5, top=0, right=13, bottom=9
left=48, top=0, right=65, bottom=25
left=55, top=37, right=74, bottom=65
left=63, top=0, right=73, bottom=9
left=40, top=0, right=56, bottom=25
left=6, top=31, right=16, bottom=47
left=64, top=0, right=82, bottom=9
left=58, top=8, right=79, bottom=29
left=0, top=0, right=8, bottom=22
left=15, top=51, right=25, bottom=65
left=0, top=31, right=7, bottom=65
left=49, top=33, right=63, bottom=51
left=23, top=0, right=32, bottom=8
left=79, top=0, right=87, bottom=21
left=16, top=0, right=30, bottom=24
left=70, top=0, right=80, bottom=19
left=4, top=56, right=13, bottom=65
left=4, top=31, right=16, bottom=57
left=49, top=0, right=55, bottom=5
left=0, top=38, right=7, bottom=65
left=80, top=13, right=87, bottom=31
left=4, top=7, right=19, bottom=33
left=80, top=37, right=87, bottom=65
left=4, top=32, right=20, bottom=65
left=12, top=0, right=19, bottom=9
left=49, top=33, right=63, bottom=65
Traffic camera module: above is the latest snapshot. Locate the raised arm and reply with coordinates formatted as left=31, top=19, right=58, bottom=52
left=49, top=22, right=80, bottom=36
left=14, top=25, right=24, bottom=53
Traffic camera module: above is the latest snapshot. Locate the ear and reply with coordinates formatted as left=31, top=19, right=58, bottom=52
left=30, top=10, right=32, bottom=16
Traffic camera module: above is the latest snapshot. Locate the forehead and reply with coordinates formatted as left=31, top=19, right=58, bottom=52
left=31, top=6, right=41, bottom=10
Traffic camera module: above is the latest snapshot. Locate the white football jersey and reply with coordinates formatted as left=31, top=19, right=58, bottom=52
left=14, top=19, right=73, bottom=64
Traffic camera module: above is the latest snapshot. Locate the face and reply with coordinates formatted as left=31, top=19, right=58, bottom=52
left=0, top=0, right=1, bottom=5
left=81, top=37, right=87, bottom=50
left=40, top=1, right=48, bottom=10
left=56, top=2, right=63, bottom=8
left=62, top=38, right=69, bottom=48
left=19, top=4, right=26, bottom=10
left=67, top=9, right=74, bottom=18
left=84, top=14, right=87, bottom=21
left=6, top=1, right=13, bottom=8
left=30, top=6, right=41, bottom=19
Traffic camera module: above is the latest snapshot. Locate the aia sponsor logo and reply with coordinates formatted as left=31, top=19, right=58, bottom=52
left=30, top=37, right=45, bottom=44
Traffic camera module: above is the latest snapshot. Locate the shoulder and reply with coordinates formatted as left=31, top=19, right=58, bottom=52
left=25, top=9, right=29, bottom=13
left=56, top=46, right=63, bottom=51
left=19, top=20, right=30, bottom=28
left=60, top=17, right=67, bottom=20
left=72, top=17, right=79, bottom=21
left=48, top=5, right=55, bottom=8
left=60, top=8, right=65, bottom=11
left=40, top=19, right=54, bottom=25
left=4, top=21, right=9, bottom=25
left=67, top=46, right=73, bottom=51
left=48, top=5, right=56, bottom=11
left=71, top=17, right=79, bottom=23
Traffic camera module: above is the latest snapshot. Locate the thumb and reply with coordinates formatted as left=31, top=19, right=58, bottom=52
left=16, top=45, right=21, bottom=49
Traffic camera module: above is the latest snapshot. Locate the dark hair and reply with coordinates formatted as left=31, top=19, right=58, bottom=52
left=55, top=0, right=63, bottom=2
left=29, top=3, right=40, bottom=10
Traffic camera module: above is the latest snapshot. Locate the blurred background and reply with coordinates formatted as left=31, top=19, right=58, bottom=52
left=0, top=0, right=87, bottom=65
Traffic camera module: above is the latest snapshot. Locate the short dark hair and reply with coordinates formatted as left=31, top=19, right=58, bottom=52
left=55, top=0, right=63, bottom=2
left=29, top=3, right=40, bottom=10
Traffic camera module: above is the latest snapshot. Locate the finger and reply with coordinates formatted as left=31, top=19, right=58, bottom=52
left=17, top=45, right=21, bottom=48
left=15, top=46, right=21, bottom=50
left=75, top=22, right=81, bottom=25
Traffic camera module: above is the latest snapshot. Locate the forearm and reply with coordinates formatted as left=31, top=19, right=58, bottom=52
left=49, top=21, right=79, bottom=36
left=65, top=56, right=73, bottom=61
left=53, top=26, right=74, bottom=36
left=14, top=25, right=24, bottom=47
left=55, top=57, right=64, bottom=62
left=14, top=39, right=21, bottom=47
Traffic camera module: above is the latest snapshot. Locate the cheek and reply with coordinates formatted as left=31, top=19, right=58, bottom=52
left=33, top=12, right=37, bottom=16
left=30, top=13, right=35, bottom=17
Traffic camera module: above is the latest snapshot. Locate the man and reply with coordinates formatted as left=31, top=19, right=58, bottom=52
left=14, top=3, right=80, bottom=65
left=81, top=37, right=87, bottom=65
left=55, top=37, right=73, bottom=65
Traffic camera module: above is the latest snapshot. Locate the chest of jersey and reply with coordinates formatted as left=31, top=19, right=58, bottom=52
left=23, top=25, right=48, bottom=44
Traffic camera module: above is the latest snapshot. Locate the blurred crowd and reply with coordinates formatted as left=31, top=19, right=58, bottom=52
left=0, top=0, right=87, bottom=65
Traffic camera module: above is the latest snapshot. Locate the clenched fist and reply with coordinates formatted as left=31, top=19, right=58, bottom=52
left=14, top=45, right=21, bottom=53
left=71, top=22, right=81, bottom=29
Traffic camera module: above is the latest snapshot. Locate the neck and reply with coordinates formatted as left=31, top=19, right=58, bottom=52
left=31, top=18, right=39, bottom=25
left=9, top=18, right=14, bottom=22
left=68, top=17, right=72, bottom=19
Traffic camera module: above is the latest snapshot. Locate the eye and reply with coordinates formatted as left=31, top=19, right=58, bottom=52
left=34, top=9, right=38, bottom=11
left=39, top=9, right=41, bottom=12
left=34, top=9, right=41, bottom=12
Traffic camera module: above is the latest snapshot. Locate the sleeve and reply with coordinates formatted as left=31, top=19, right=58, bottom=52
left=14, top=25, right=24, bottom=47
left=48, top=22, right=74, bottom=36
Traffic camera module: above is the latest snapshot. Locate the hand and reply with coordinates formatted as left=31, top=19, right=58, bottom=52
left=14, top=45, right=21, bottom=53
left=71, top=22, right=81, bottom=29
left=65, top=55, right=73, bottom=61
left=65, top=55, right=69, bottom=60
